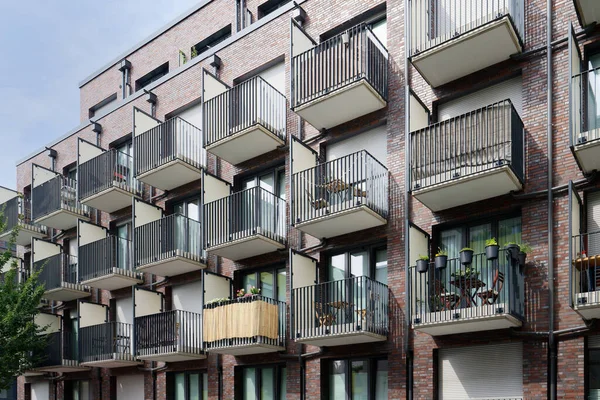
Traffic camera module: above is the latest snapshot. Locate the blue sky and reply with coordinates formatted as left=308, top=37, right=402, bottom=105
left=0, top=0, right=201, bottom=189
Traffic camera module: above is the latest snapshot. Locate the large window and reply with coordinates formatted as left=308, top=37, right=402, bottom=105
left=168, top=371, right=208, bottom=400
left=239, top=365, right=286, bottom=400
left=329, top=245, right=387, bottom=285
left=326, top=358, right=388, bottom=400
left=64, top=380, right=90, bottom=400
left=240, top=265, right=286, bottom=302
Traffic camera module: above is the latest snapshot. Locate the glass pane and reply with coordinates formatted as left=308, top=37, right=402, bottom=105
left=440, top=228, right=462, bottom=259
left=175, top=373, right=185, bottom=400
left=243, top=273, right=257, bottom=295
left=244, top=178, right=257, bottom=189
left=203, top=373, right=209, bottom=400
left=174, top=202, right=185, bottom=215
left=279, top=367, right=287, bottom=400
left=116, top=223, right=130, bottom=239
left=277, top=170, right=286, bottom=200
left=243, top=368, right=257, bottom=400
left=498, top=217, right=522, bottom=247
left=375, top=249, right=388, bottom=285
left=588, top=54, right=600, bottom=132
left=375, top=360, right=388, bottom=399
left=277, top=269, right=286, bottom=302
left=330, top=254, right=346, bottom=281
left=329, top=360, right=346, bottom=400
left=260, top=173, right=275, bottom=194
left=261, top=271, right=274, bottom=299
left=351, top=360, right=368, bottom=400
left=350, top=251, right=368, bottom=278
left=371, top=19, right=387, bottom=47
left=190, top=373, right=200, bottom=400
left=468, top=224, right=492, bottom=254
left=261, top=367, right=275, bottom=400
left=187, top=199, right=200, bottom=221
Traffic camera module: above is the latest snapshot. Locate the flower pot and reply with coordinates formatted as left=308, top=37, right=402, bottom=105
left=460, top=250, right=474, bottom=265
left=486, top=245, right=499, bottom=260
left=435, top=255, right=448, bottom=269
left=518, top=251, right=527, bottom=267
left=416, top=259, right=429, bottom=273
left=505, top=244, right=520, bottom=262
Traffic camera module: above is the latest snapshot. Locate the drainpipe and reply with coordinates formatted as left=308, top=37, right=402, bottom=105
left=91, top=122, right=102, bottom=225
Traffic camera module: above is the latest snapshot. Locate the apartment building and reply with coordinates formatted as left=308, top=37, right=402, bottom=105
left=4, top=0, right=600, bottom=398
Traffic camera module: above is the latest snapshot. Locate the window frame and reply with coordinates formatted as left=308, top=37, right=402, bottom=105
left=235, top=263, right=286, bottom=302
left=236, top=364, right=287, bottom=400
left=235, top=164, right=286, bottom=198
left=135, top=62, right=169, bottom=92
left=323, top=356, right=388, bottom=400
left=167, top=370, right=208, bottom=400
left=326, top=243, right=387, bottom=282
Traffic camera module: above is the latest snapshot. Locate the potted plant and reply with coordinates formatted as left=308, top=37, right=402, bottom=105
left=505, top=242, right=520, bottom=262
left=485, top=238, right=499, bottom=260
left=416, top=255, right=429, bottom=273
left=435, top=248, right=448, bottom=269
left=518, top=243, right=532, bottom=267
left=460, top=247, right=474, bottom=265
left=451, top=267, right=480, bottom=280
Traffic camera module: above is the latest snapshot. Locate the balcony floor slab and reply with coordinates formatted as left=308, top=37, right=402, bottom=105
left=206, top=124, right=285, bottom=165
left=81, top=186, right=137, bottom=214
left=295, top=205, right=387, bottom=239
left=0, top=225, right=46, bottom=247
left=574, top=0, right=600, bottom=26
left=137, top=159, right=202, bottom=191
left=80, top=271, right=142, bottom=291
left=137, top=351, right=206, bottom=362
left=575, top=291, right=600, bottom=320
left=80, top=358, right=142, bottom=368
left=295, top=330, right=386, bottom=347
left=207, top=234, right=285, bottom=261
left=35, top=209, right=89, bottom=231
left=573, top=138, right=600, bottom=174
left=44, top=284, right=90, bottom=302
left=206, top=343, right=285, bottom=356
left=136, top=255, right=206, bottom=277
left=413, top=306, right=522, bottom=336
left=34, top=362, right=89, bottom=374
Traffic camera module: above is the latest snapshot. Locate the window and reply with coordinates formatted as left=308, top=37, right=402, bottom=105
left=328, top=245, right=387, bottom=285
left=64, top=380, right=90, bottom=400
left=168, top=371, right=208, bottom=400
left=238, top=365, right=286, bottom=400
left=0, top=379, right=16, bottom=400
left=192, top=25, right=232, bottom=57
left=239, top=166, right=285, bottom=199
left=586, top=53, right=600, bottom=132
left=88, top=93, right=117, bottom=118
left=589, top=344, right=600, bottom=398
left=257, top=0, right=292, bottom=19
left=326, top=358, right=387, bottom=400
left=239, top=265, right=286, bottom=302
left=135, top=62, right=169, bottom=92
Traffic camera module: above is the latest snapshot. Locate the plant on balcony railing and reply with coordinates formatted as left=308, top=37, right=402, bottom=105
left=570, top=231, right=600, bottom=307
left=32, top=176, right=91, bottom=221
left=292, top=150, right=388, bottom=225
left=35, top=254, right=78, bottom=292
left=134, top=117, right=206, bottom=176
left=204, top=76, right=286, bottom=147
left=204, top=186, right=286, bottom=248
left=411, top=99, right=524, bottom=190
left=79, top=236, right=135, bottom=282
left=79, top=149, right=142, bottom=201
left=135, top=310, right=203, bottom=357
left=203, top=295, right=286, bottom=350
left=291, top=23, right=388, bottom=108
left=79, top=322, right=133, bottom=363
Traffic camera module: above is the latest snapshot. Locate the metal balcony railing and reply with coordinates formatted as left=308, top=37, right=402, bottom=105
left=292, top=150, right=388, bottom=225
left=204, top=186, right=286, bottom=248
left=135, top=310, right=203, bottom=357
left=38, top=331, right=75, bottom=367
left=410, top=251, right=525, bottom=325
left=291, top=24, right=388, bottom=108
left=410, top=0, right=525, bottom=56
left=203, top=295, right=286, bottom=350
left=0, top=196, right=45, bottom=235
left=32, top=176, right=90, bottom=221
left=79, top=236, right=134, bottom=282
left=571, top=231, right=600, bottom=307
left=292, top=276, right=389, bottom=339
left=411, top=99, right=524, bottom=190
left=79, top=322, right=133, bottom=363
left=134, top=117, right=206, bottom=177
left=135, top=214, right=204, bottom=268
left=79, top=149, right=142, bottom=200
left=34, top=254, right=78, bottom=291
left=204, top=76, right=287, bottom=147
left=571, top=67, right=600, bottom=146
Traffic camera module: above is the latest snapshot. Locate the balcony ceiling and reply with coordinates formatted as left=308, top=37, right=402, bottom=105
left=574, top=0, right=600, bottom=26
left=80, top=359, right=141, bottom=368
left=137, top=160, right=202, bottom=191
left=206, top=125, right=285, bottom=165
left=81, top=188, right=135, bottom=214
left=35, top=209, right=88, bottom=231
left=43, top=286, right=90, bottom=302
left=414, top=313, right=522, bottom=336
left=208, top=235, right=285, bottom=261
left=295, top=205, right=387, bottom=239
left=573, top=139, right=600, bottom=174
left=80, top=273, right=142, bottom=291
left=136, top=256, right=206, bottom=277
left=138, top=352, right=206, bottom=362
left=296, top=331, right=386, bottom=347
left=574, top=291, right=600, bottom=320
left=206, top=344, right=284, bottom=356
left=0, top=226, right=45, bottom=246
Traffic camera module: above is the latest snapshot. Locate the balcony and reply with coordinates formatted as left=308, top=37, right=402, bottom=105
left=292, top=151, right=388, bottom=239
left=79, top=149, right=143, bottom=213
left=411, top=100, right=524, bottom=211
left=203, top=296, right=286, bottom=355
left=0, top=191, right=47, bottom=246
left=135, top=214, right=206, bottom=276
left=79, top=236, right=142, bottom=291
left=410, top=251, right=524, bottom=336
left=32, top=172, right=91, bottom=230
left=32, top=331, right=87, bottom=373
left=410, top=0, right=524, bottom=87
left=134, top=117, right=206, bottom=190
left=291, top=24, right=388, bottom=130
left=570, top=231, right=600, bottom=319
left=570, top=67, right=600, bottom=173
left=292, top=276, right=389, bottom=346
left=135, top=310, right=205, bottom=362
left=204, top=76, right=286, bottom=165
left=79, top=322, right=139, bottom=368
left=573, top=0, right=600, bottom=27
left=34, top=252, right=90, bottom=302
left=204, top=186, right=286, bottom=261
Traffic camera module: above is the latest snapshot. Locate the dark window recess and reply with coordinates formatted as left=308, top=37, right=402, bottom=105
left=88, top=93, right=117, bottom=118
left=235, top=365, right=287, bottom=400
left=324, top=358, right=388, bottom=399
left=135, top=63, right=169, bottom=92
left=191, top=25, right=232, bottom=57
left=257, top=0, right=291, bottom=19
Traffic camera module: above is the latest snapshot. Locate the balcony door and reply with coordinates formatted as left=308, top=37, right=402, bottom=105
left=115, top=222, right=131, bottom=271
left=173, top=197, right=201, bottom=257
left=115, top=141, right=135, bottom=191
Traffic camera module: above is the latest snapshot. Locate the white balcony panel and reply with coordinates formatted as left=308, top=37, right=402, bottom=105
left=207, top=235, right=285, bottom=261
left=206, top=125, right=285, bottom=165
left=206, top=343, right=284, bottom=356
left=80, top=187, right=135, bottom=214
left=411, top=17, right=522, bottom=87
left=574, top=0, right=600, bottom=26
left=413, top=166, right=522, bottom=212
left=137, top=160, right=202, bottom=191
left=295, top=205, right=387, bottom=239
left=573, top=137, right=600, bottom=173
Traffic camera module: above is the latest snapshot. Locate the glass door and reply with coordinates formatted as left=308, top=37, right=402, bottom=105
left=173, top=198, right=201, bottom=256
left=116, top=222, right=131, bottom=271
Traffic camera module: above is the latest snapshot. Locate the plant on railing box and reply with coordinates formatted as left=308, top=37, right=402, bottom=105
left=505, top=242, right=520, bottom=263
left=205, top=297, right=230, bottom=307
left=518, top=243, right=532, bottom=267
left=435, top=248, right=448, bottom=270
left=485, top=238, right=499, bottom=260
left=460, top=247, right=474, bottom=265
left=236, top=287, right=261, bottom=299
left=451, top=267, right=480, bottom=280
left=416, top=255, right=429, bottom=273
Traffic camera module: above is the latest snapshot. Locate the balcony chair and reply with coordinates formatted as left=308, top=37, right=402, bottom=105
left=314, top=302, right=336, bottom=327
left=431, top=279, right=459, bottom=311
left=476, top=270, right=504, bottom=305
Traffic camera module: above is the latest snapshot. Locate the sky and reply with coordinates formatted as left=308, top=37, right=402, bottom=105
left=0, top=0, right=201, bottom=189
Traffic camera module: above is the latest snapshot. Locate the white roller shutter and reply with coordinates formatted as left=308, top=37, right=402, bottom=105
left=173, top=281, right=203, bottom=314
left=258, top=62, right=285, bottom=94
left=31, top=382, right=50, bottom=400
left=438, top=77, right=523, bottom=120
left=116, top=297, right=133, bottom=325
left=439, top=342, right=523, bottom=400
left=116, top=375, right=144, bottom=400
left=587, top=192, right=600, bottom=256
left=326, top=125, right=387, bottom=166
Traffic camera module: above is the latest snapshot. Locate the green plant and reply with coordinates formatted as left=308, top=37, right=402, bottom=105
left=191, top=45, right=198, bottom=59
left=178, top=49, right=188, bottom=65
left=505, top=241, right=518, bottom=246
left=519, top=243, right=532, bottom=254
left=417, top=254, right=429, bottom=261
left=451, top=267, right=480, bottom=279
left=460, top=247, right=474, bottom=252
left=435, top=248, right=448, bottom=257
left=249, top=286, right=261, bottom=295
left=485, top=238, right=498, bottom=246
left=205, top=297, right=230, bottom=305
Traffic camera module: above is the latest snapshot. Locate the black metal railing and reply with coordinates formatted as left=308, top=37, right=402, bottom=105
left=292, top=150, right=388, bottom=225
left=204, top=186, right=286, bottom=248
left=38, top=331, right=75, bottom=367
left=79, top=149, right=142, bottom=201
left=410, top=251, right=524, bottom=325
left=410, top=0, right=524, bottom=56
left=571, top=67, right=600, bottom=146
left=571, top=231, right=600, bottom=307
left=204, top=76, right=287, bottom=147
left=32, top=175, right=90, bottom=221
left=411, top=99, right=524, bottom=190
left=79, top=236, right=134, bottom=282
left=0, top=196, right=46, bottom=235
left=203, top=295, right=286, bottom=350
left=291, top=23, right=388, bottom=108
left=79, top=322, right=133, bottom=363
left=135, top=214, right=204, bottom=268
left=292, top=276, right=389, bottom=339
left=35, top=254, right=78, bottom=292
left=135, top=310, right=203, bottom=357
left=134, top=117, right=206, bottom=177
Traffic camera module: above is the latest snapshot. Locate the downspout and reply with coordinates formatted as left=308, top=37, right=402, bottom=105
left=546, top=0, right=557, bottom=397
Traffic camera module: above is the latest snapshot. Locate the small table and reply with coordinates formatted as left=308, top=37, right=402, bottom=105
left=450, top=277, right=486, bottom=307
left=327, top=301, right=353, bottom=322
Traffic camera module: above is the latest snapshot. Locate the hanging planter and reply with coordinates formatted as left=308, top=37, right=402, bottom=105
left=460, top=248, right=474, bottom=265
left=416, top=256, right=429, bottom=273
left=518, top=244, right=532, bottom=268
left=505, top=243, right=520, bottom=263
left=485, top=238, right=499, bottom=260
